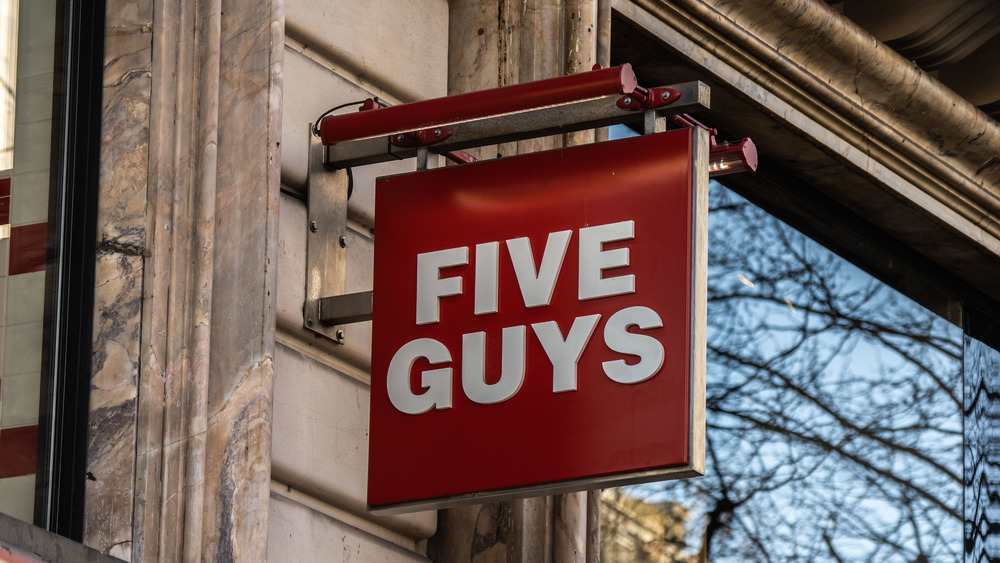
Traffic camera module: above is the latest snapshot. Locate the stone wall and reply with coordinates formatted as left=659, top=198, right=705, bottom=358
left=268, top=0, right=448, bottom=560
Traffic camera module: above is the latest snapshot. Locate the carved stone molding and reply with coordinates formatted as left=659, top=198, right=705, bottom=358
left=631, top=0, right=1000, bottom=226
left=87, top=0, right=153, bottom=556
left=436, top=3, right=603, bottom=560
left=92, top=0, right=282, bottom=560
left=613, top=0, right=1000, bottom=300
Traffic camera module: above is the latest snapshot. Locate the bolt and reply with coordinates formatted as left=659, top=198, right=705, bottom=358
left=339, top=235, right=347, bottom=248
left=336, top=329, right=345, bottom=342
left=662, top=91, right=669, bottom=100
left=623, top=97, right=632, bottom=105
left=309, top=220, right=318, bottom=232
left=396, top=134, right=405, bottom=142
left=306, top=315, right=314, bottom=327
left=433, top=129, right=442, bottom=137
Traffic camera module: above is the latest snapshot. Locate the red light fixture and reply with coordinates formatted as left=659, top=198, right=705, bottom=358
left=709, top=137, right=758, bottom=176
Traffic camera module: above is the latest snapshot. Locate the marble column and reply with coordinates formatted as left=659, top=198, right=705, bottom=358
left=87, top=0, right=152, bottom=557
left=554, top=3, right=599, bottom=562
left=92, top=0, right=282, bottom=560
left=434, top=2, right=603, bottom=561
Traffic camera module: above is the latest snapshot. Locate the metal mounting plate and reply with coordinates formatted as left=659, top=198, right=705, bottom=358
left=304, top=133, right=349, bottom=343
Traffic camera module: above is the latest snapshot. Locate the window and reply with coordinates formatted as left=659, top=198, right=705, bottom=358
left=601, top=126, right=964, bottom=561
left=0, top=0, right=102, bottom=540
left=0, top=0, right=56, bottom=524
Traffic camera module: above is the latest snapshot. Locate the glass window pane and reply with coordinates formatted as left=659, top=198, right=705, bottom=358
left=0, top=0, right=57, bottom=525
left=602, top=182, right=963, bottom=562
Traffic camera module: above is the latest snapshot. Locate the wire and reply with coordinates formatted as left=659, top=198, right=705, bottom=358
left=311, top=98, right=386, bottom=199
left=279, top=186, right=307, bottom=202
left=312, top=101, right=363, bottom=136
left=311, top=97, right=389, bottom=136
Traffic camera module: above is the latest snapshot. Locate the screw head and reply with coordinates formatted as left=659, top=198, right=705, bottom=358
left=623, top=96, right=632, bottom=105
left=309, top=220, right=318, bottom=232
left=396, top=134, right=405, bottom=142
left=306, top=315, right=314, bottom=327
left=433, top=129, right=442, bottom=137
left=336, top=329, right=345, bottom=342
left=661, top=91, right=668, bottom=100
left=339, top=235, right=347, bottom=248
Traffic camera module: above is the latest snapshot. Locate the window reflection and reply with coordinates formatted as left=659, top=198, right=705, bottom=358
left=602, top=182, right=963, bottom=562
left=0, top=0, right=57, bottom=525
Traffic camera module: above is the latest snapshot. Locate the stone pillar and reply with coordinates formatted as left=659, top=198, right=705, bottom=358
left=554, top=3, right=599, bottom=562
left=434, top=1, right=604, bottom=561
left=562, top=0, right=597, bottom=148
left=86, top=0, right=152, bottom=556
left=91, top=0, right=282, bottom=560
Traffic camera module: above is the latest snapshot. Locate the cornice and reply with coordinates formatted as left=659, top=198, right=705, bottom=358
left=623, top=0, right=1000, bottom=252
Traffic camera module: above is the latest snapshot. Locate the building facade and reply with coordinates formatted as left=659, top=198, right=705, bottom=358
left=0, top=0, right=998, bottom=561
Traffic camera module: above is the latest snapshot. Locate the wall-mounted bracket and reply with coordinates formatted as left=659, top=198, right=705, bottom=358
left=390, top=127, right=453, bottom=148
left=304, top=74, right=725, bottom=343
left=325, top=81, right=710, bottom=169
left=304, top=132, right=373, bottom=343
left=616, top=86, right=681, bottom=111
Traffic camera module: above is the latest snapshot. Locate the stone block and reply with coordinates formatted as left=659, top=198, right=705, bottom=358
left=285, top=0, right=447, bottom=103
left=268, top=493, right=430, bottom=562
left=270, top=342, right=436, bottom=541
left=277, top=193, right=380, bottom=370
left=280, top=47, right=417, bottom=225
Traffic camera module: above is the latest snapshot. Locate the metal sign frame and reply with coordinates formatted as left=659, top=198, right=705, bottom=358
left=304, top=78, right=711, bottom=341
left=366, top=127, right=709, bottom=513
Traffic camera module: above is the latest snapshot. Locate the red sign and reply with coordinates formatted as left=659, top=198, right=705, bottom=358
left=369, top=129, right=706, bottom=513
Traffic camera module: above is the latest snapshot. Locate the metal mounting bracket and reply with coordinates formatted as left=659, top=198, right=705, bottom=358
left=325, top=81, right=710, bottom=169
left=303, top=76, right=725, bottom=344
left=390, top=126, right=453, bottom=148
left=616, top=86, right=682, bottom=111
left=304, top=131, right=373, bottom=343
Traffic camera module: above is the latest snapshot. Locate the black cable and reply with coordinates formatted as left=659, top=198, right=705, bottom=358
left=311, top=100, right=363, bottom=136
left=312, top=98, right=385, bottom=199
left=279, top=186, right=307, bottom=203
left=311, top=97, right=388, bottom=136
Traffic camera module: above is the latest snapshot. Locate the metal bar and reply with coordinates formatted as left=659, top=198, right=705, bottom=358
left=327, top=81, right=710, bottom=169
left=319, top=64, right=639, bottom=145
left=319, top=290, right=374, bottom=325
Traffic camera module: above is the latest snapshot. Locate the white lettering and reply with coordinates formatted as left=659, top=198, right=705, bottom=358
left=416, top=246, right=468, bottom=325
left=579, top=220, right=635, bottom=301
left=391, top=221, right=668, bottom=414
left=474, top=241, right=500, bottom=315
left=462, top=326, right=527, bottom=404
left=602, top=306, right=664, bottom=384
left=532, top=314, right=601, bottom=393
left=387, top=338, right=453, bottom=414
left=507, top=230, right=571, bottom=308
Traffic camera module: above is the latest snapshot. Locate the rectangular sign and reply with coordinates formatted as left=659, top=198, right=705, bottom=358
left=368, top=129, right=707, bottom=513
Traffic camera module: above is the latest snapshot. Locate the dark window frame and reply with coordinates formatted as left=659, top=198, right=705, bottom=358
left=34, top=0, right=105, bottom=539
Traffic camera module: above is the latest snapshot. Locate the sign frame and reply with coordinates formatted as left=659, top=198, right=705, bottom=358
left=367, top=128, right=708, bottom=514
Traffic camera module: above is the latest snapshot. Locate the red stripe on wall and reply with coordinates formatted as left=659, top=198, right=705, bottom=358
left=0, top=425, right=38, bottom=478
left=0, top=196, right=10, bottom=226
left=0, top=177, right=11, bottom=227
left=8, top=222, right=47, bottom=275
